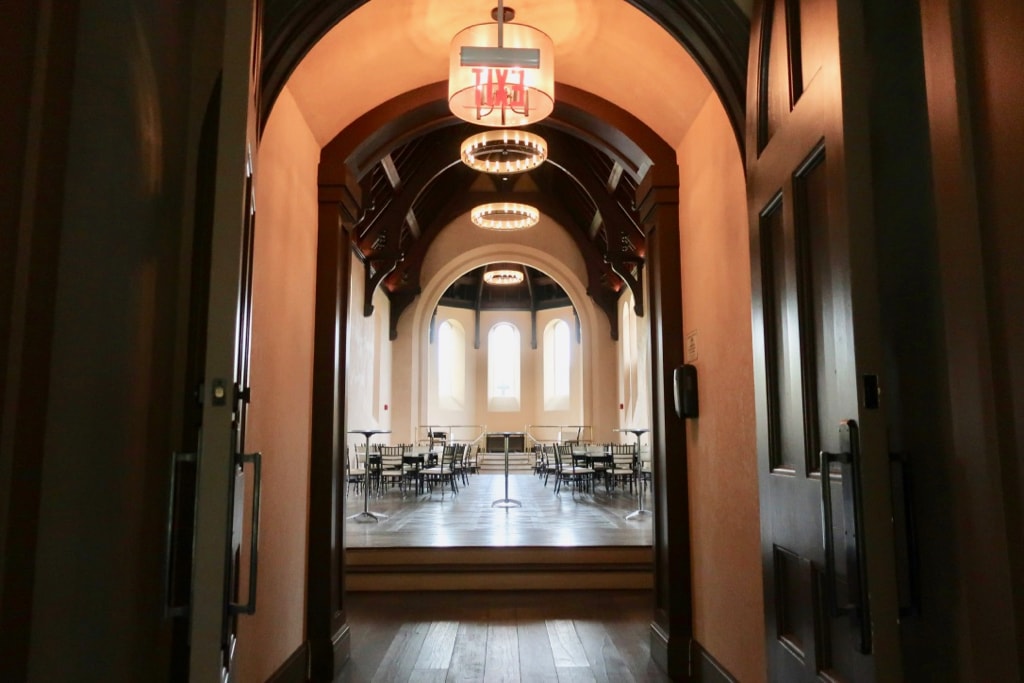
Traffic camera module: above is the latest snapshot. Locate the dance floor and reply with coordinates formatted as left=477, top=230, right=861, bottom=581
left=344, top=472, right=653, bottom=549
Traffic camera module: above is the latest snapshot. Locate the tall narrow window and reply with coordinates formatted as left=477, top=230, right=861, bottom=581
left=437, top=319, right=465, bottom=409
left=544, top=319, right=571, bottom=410
left=621, top=300, right=635, bottom=415
left=488, top=322, right=520, bottom=411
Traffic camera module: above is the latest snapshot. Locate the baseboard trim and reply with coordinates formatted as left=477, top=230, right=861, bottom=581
left=331, top=623, right=351, bottom=679
left=266, top=642, right=307, bottom=683
left=651, top=620, right=714, bottom=680
left=650, top=619, right=670, bottom=673
left=307, top=623, right=350, bottom=682
left=691, top=638, right=737, bottom=683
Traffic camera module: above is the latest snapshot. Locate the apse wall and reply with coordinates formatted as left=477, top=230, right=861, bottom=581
left=421, top=305, right=585, bottom=438
left=235, top=86, right=318, bottom=682
left=676, top=93, right=765, bottom=681
left=393, top=214, right=621, bottom=445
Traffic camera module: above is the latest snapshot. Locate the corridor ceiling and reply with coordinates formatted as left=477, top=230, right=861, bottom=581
left=261, top=0, right=750, bottom=338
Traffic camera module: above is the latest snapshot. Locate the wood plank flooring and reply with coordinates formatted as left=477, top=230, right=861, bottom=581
left=338, top=590, right=670, bottom=683
left=344, top=473, right=653, bottom=549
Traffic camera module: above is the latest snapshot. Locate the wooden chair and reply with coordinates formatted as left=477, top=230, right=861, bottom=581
left=365, top=452, right=383, bottom=496
left=586, top=444, right=612, bottom=488
left=606, top=444, right=635, bottom=493
left=533, top=444, right=549, bottom=479
left=401, top=451, right=425, bottom=495
left=422, top=443, right=459, bottom=498
left=451, top=443, right=470, bottom=486
left=553, top=443, right=594, bottom=495
left=377, top=445, right=406, bottom=493
left=638, top=448, right=653, bottom=494
left=346, top=447, right=365, bottom=495
left=464, top=445, right=478, bottom=475
left=539, top=444, right=556, bottom=486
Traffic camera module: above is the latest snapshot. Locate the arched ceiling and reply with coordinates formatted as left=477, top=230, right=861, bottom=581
left=284, top=0, right=716, bottom=148
left=262, top=0, right=750, bottom=340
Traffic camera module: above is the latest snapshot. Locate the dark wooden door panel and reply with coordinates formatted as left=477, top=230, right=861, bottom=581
left=748, top=0, right=901, bottom=680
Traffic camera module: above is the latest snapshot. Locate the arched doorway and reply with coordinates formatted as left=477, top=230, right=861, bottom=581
left=243, top=1, right=758, bottom=680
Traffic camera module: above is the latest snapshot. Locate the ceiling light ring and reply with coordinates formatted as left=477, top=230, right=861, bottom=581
left=482, top=267, right=525, bottom=285
left=470, top=202, right=540, bottom=231
left=461, top=129, right=548, bottom=174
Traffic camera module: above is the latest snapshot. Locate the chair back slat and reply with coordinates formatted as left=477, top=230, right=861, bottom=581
left=377, top=444, right=405, bottom=470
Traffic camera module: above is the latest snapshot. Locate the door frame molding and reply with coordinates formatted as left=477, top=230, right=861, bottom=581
left=268, top=3, right=750, bottom=681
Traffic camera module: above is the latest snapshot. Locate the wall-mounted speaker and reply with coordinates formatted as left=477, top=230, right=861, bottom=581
left=673, top=364, right=699, bottom=419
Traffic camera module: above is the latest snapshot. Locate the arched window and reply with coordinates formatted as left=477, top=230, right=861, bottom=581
left=437, top=319, right=466, bottom=409
left=543, top=319, right=571, bottom=411
left=487, top=322, right=520, bottom=411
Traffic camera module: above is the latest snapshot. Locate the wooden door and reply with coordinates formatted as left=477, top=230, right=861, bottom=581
left=186, top=2, right=263, bottom=681
left=747, top=0, right=903, bottom=680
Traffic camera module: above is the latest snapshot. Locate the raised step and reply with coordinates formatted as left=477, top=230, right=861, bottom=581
left=346, top=546, right=653, bottom=592
left=477, top=452, right=535, bottom=474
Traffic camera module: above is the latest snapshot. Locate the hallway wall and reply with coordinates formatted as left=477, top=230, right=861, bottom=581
left=967, top=4, right=1024, bottom=659
left=676, top=93, right=765, bottom=681
left=235, top=85, right=319, bottom=683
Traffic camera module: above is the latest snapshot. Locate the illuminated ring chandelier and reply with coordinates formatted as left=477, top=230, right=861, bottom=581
left=470, top=202, right=540, bottom=230
left=482, top=264, right=524, bottom=285
left=461, top=129, right=548, bottom=174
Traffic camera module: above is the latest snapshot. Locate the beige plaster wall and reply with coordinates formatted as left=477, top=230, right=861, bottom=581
left=677, top=93, right=765, bottom=681
left=617, top=290, right=652, bottom=439
left=345, top=259, right=393, bottom=449
left=236, top=86, right=319, bottom=681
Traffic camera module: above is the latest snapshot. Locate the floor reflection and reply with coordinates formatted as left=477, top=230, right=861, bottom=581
left=344, top=473, right=653, bottom=548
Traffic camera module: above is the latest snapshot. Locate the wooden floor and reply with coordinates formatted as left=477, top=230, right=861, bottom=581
left=338, top=590, right=670, bottom=682
left=344, top=472, right=653, bottom=549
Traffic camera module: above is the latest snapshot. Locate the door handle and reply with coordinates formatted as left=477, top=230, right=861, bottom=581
left=230, top=451, right=262, bottom=615
left=820, top=419, right=871, bottom=653
left=163, top=451, right=197, bottom=618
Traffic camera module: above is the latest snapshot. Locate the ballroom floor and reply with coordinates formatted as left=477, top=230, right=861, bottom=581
left=344, top=472, right=653, bottom=549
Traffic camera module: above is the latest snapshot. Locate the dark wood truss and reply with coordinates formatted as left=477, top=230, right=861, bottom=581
left=318, top=82, right=676, bottom=341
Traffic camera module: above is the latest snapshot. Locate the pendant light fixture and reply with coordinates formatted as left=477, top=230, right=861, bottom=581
left=470, top=202, right=539, bottom=231
left=460, top=128, right=548, bottom=174
left=448, top=2, right=555, bottom=127
left=482, top=264, right=525, bottom=285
